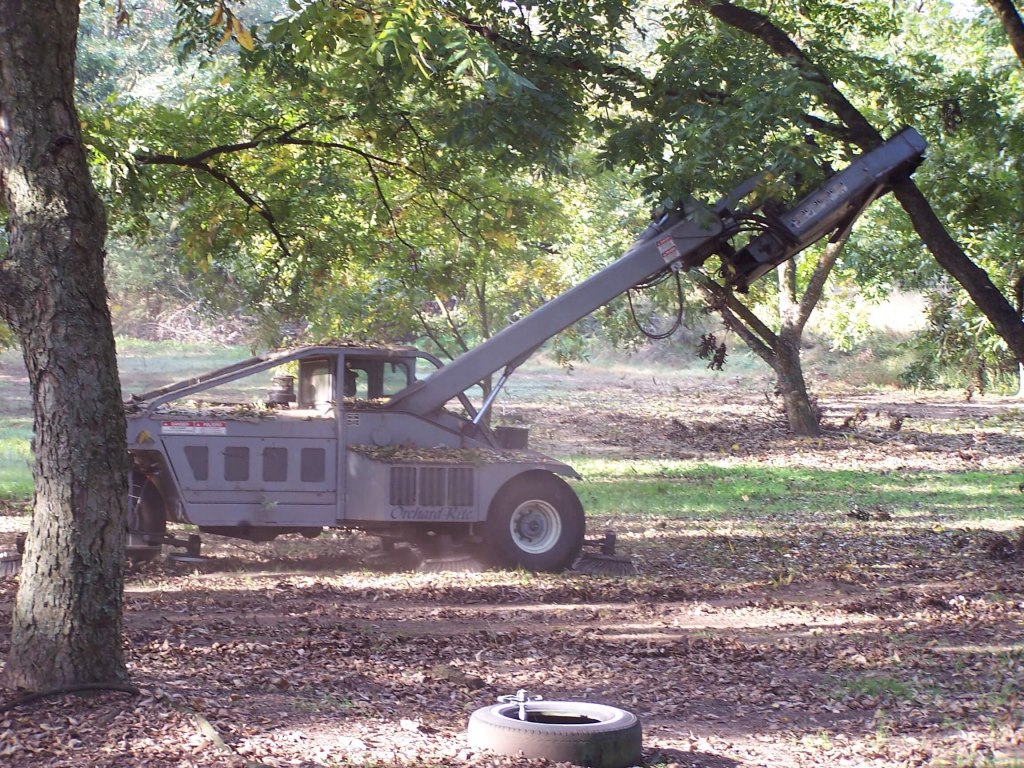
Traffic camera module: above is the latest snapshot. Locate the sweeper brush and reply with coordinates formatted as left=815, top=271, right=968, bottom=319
left=418, top=553, right=487, bottom=573
left=571, top=531, right=637, bottom=577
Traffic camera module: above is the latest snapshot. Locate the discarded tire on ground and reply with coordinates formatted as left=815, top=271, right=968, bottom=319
left=467, top=700, right=642, bottom=768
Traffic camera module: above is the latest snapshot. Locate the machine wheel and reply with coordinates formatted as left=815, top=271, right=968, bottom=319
left=467, top=700, right=642, bottom=768
left=480, top=472, right=584, bottom=572
left=127, top=480, right=167, bottom=562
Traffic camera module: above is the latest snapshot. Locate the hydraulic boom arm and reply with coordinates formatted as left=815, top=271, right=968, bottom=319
left=388, top=128, right=926, bottom=417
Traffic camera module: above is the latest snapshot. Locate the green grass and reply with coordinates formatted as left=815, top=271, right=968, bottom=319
left=840, top=673, right=918, bottom=700
left=0, top=424, right=1020, bottom=522
left=114, top=338, right=250, bottom=357
left=566, top=458, right=1024, bottom=520
left=115, top=339, right=251, bottom=395
left=0, top=420, right=34, bottom=499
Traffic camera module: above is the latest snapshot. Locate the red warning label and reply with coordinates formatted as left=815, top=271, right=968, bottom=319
left=161, top=420, right=227, bottom=435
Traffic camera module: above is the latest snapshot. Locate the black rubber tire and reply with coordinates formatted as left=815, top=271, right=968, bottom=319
left=467, top=700, right=642, bottom=768
left=127, top=481, right=167, bottom=563
left=480, top=471, right=585, bottom=572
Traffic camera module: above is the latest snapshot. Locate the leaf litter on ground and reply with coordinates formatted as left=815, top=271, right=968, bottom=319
left=0, top=369, right=1022, bottom=767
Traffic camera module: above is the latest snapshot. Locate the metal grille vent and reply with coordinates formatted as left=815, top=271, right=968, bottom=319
left=389, top=466, right=474, bottom=507
left=448, top=467, right=474, bottom=506
left=390, top=467, right=417, bottom=506
left=419, top=467, right=446, bottom=506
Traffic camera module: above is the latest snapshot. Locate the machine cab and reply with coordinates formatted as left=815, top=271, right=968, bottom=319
left=263, top=348, right=430, bottom=410
left=124, top=345, right=440, bottom=546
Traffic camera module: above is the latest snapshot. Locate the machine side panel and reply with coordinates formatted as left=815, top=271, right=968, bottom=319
left=137, top=415, right=339, bottom=527
left=341, top=409, right=482, bottom=452
left=344, top=451, right=574, bottom=523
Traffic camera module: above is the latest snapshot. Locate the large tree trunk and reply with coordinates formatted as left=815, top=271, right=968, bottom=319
left=775, top=331, right=819, bottom=435
left=0, top=0, right=129, bottom=690
left=691, top=265, right=823, bottom=437
left=773, top=261, right=822, bottom=437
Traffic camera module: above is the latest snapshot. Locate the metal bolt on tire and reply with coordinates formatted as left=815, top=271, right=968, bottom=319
left=467, top=700, right=642, bottom=768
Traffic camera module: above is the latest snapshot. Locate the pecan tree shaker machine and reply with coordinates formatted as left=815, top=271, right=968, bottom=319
left=125, top=129, right=926, bottom=570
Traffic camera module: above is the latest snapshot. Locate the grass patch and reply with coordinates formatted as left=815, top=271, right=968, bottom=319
left=116, top=340, right=251, bottom=395
left=841, top=673, right=917, bottom=700
left=114, top=338, right=250, bottom=357
left=0, top=420, right=33, bottom=499
left=566, top=458, right=1023, bottom=520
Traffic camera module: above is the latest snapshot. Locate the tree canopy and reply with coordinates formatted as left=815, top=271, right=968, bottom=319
left=78, top=1, right=1024, bottom=373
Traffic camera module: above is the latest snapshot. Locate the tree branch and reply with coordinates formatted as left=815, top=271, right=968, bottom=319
left=408, top=291, right=455, bottom=361
left=456, top=14, right=652, bottom=94
left=799, top=113, right=857, bottom=142
left=136, top=118, right=490, bottom=259
left=437, top=289, right=471, bottom=354
left=689, top=271, right=777, bottom=364
left=475, top=275, right=491, bottom=340
left=720, top=304, right=776, bottom=366
left=696, top=1, right=883, bottom=148
left=691, top=270, right=779, bottom=345
left=455, top=12, right=737, bottom=107
left=141, top=122, right=440, bottom=261
left=795, top=230, right=850, bottom=331
left=395, top=112, right=480, bottom=237
left=891, top=176, right=1024, bottom=360
left=361, top=155, right=418, bottom=252
left=284, top=131, right=491, bottom=212
left=188, top=159, right=293, bottom=262
left=987, top=0, right=1024, bottom=68
left=138, top=133, right=408, bottom=174
left=278, top=137, right=410, bottom=171
left=139, top=139, right=265, bottom=167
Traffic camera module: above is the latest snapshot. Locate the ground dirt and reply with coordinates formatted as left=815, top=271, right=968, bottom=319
left=0, top=361, right=1022, bottom=768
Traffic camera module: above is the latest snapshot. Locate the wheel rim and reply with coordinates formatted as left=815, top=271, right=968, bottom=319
left=509, top=499, right=562, bottom=554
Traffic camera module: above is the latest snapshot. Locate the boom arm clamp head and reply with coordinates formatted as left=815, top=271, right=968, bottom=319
left=714, top=127, right=927, bottom=291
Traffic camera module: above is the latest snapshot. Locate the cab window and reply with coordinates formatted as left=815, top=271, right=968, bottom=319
left=344, top=359, right=414, bottom=400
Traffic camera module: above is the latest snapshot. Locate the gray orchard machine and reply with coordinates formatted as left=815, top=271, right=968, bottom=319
left=125, top=129, right=927, bottom=571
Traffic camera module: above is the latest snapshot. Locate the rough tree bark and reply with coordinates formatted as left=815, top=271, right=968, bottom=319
left=775, top=258, right=825, bottom=436
left=0, top=0, right=129, bottom=690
